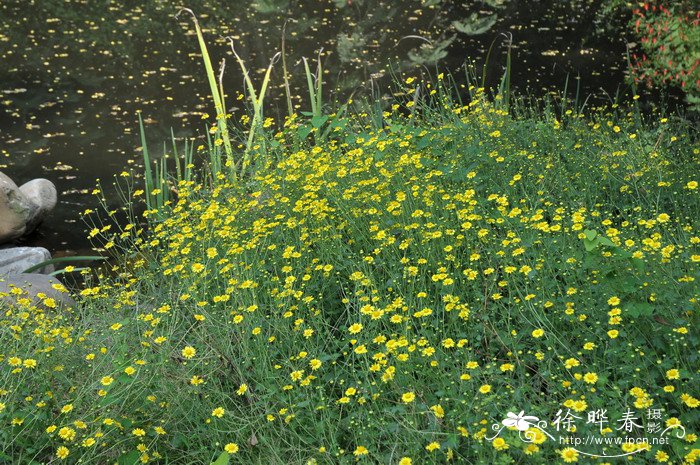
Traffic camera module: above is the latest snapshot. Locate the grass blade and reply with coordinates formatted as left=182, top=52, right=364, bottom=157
left=23, top=256, right=106, bottom=274
left=177, top=8, right=233, bottom=172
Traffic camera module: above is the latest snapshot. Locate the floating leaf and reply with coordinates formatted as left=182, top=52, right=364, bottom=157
left=251, top=0, right=289, bottom=13
left=452, top=13, right=498, bottom=36
left=408, top=35, right=455, bottom=65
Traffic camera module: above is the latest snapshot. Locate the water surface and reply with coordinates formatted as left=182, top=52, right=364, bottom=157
left=0, top=0, right=641, bottom=254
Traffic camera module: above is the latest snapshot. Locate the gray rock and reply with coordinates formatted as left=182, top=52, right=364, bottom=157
left=0, top=171, right=18, bottom=191
left=0, top=246, right=54, bottom=275
left=0, top=273, right=75, bottom=309
left=19, top=178, right=57, bottom=230
left=0, top=172, right=34, bottom=243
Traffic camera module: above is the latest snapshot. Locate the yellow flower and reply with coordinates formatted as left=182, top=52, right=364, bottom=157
left=181, top=346, right=196, bottom=359
left=56, top=446, right=70, bottom=459
left=607, top=296, right=620, bottom=306
left=607, top=329, right=619, bottom=339
left=398, top=458, right=412, bottom=465
left=132, top=428, right=145, bottom=437
left=402, top=392, right=416, bottom=403
left=224, top=443, right=239, bottom=454
left=100, top=376, right=114, bottom=386
left=572, top=400, right=587, bottom=412
left=425, top=442, right=440, bottom=452
left=687, top=181, right=698, bottom=190
left=191, top=263, right=205, bottom=273
left=479, top=384, right=492, bottom=394
left=58, top=427, right=76, bottom=441
left=583, top=372, right=598, bottom=384
left=212, top=407, right=225, bottom=418
left=309, top=359, right=322, bottom=370
left=531, top=328, right=544, bottom=338
left=237, top=384, right=248, bottom=395
left=529, top=428, right=547, bottom=444
left=348, top=323, right=363, bottom=334
left=560, top=447, right=579, bottom=462
left=60, top=404, right=73, bottom=414
left=682, top=394, right=699, bottom=408
left=666, top=369, right=680, bottom=380
left=430, top=404, right=445, bottom=418
left=492, top=437, right=508, bottom=450
left=353, top=446, right=369, bottom=456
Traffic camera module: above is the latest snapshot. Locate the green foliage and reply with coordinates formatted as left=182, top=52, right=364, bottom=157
left=407, top=35, right=456, bottom=66
left=177, top=9, right=234, bottom=174
left=597, top=0, right=700, bottom=111
left=452, top=13, right=498, bottom=36
left=2, top=75, right=698, bottom=463
left=1, top=28, right=698, bottom=465
left=629, top=2, right=700, bottom=111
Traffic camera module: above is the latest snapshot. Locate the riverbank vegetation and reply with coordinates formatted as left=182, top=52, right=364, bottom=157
left=2, top=66, right=699, bottom=463
left=2, top=3, right=700, bottom=461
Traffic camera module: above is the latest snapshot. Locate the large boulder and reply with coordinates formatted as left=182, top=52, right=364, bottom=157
left=19, top=178, right=58, bottom=231
left=0, top=273, right=75, bottom=309
left=0, top=172, right=33, bottom=243
left=0, top=172, right=57, bottom=244
left=0, top=246, right=54, bottom=275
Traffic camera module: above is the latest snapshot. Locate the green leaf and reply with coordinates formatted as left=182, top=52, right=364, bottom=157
left=630, top=258, right=646, bottom=272
left=171, top=432, right=189, bottom=448
left=452, top=13, right=498, bottom=36
left=99, top=393, right=118, bottom=408
left=443, top=433, right=460, bottom=449
left=210, top=451, right=230, bottom=465
left=311, top=115, right=329, bottom=128
left=584, top=229, right=598, bottom=241
left=297, top=124, right=313, bottom=140
left=117, top=451, right=140, bottom=465
left=417, top=135, right=432, bottom=149
left=627, top=303, right=654, bottom=317
left=583, top=239, right=597, bottom=252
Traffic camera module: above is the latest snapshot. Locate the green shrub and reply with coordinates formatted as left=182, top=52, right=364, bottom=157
left=2, top=80, right=698, bottom=463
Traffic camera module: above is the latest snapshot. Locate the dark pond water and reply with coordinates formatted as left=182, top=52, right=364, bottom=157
left=0, top=0, right=647, bottom=255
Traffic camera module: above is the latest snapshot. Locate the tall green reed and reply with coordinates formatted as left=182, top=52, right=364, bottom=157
left=177, top=8, right=235, bottom=178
